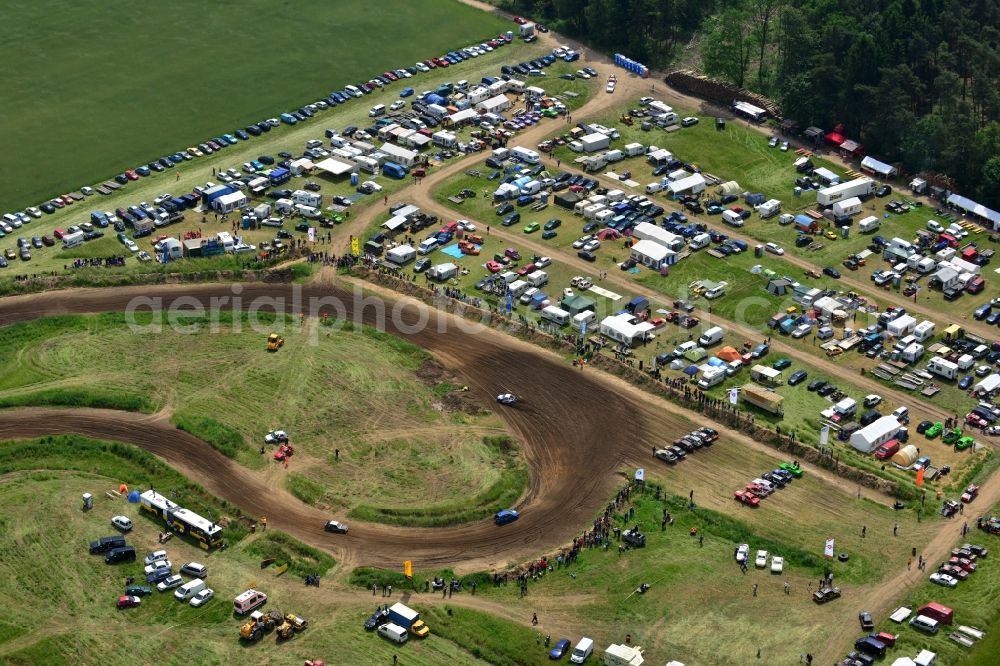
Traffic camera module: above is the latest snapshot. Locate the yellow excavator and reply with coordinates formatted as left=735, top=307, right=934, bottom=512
left=276, top=613, right=308, bottom=640
left=239, top=609, right=283, bottom=641
left=267, top=333, right=284, bottom=352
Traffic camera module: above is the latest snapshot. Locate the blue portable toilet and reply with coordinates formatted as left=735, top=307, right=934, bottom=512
left=351, top=173, right=359, bottom=186
left=506, top=30, right=513, bottom=41
left=540, top=191, right=549, bottom=204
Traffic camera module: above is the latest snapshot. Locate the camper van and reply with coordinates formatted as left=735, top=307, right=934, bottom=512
left=698, top=368, right=727, bottom=389
left=369, top=104, right=386, bottom=117
left=541, top=306, right=570, bottom=326
left=511, top=147, right=540, bottom=164
left=572, top=311, right=596, bottom=331
left=698, top=326, right=724, bottom=347
left=645, top=182, right=663, bottom=194
left=858, top=216, right=880, bottom=233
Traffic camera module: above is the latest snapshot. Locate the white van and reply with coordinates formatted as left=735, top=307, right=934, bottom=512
left=233, top=589, right=267, bottom=615
left=909, top=615, right=939, bottom=634
left=570, top=637, right=594, bottom=663
left=689, top=232, right=710, bottom=250
left=722, top=210, right=744, bottom=227
left=698, top=326, right=724, bottom=347
left=417, top=238, right=439, bottom=255
left=673, top=341, right=697, bottom=357
left=378, top=622, right=409, bottom=644
left=62, top=231, right=85, bottom=249
left=572, top=311, right=596, bottom=331
left=645, top=182, right=663, bottom=194
left=344, top=85, right=363, bottom=98
left=174, top=578, right=206, bottom=601
left=369, top=104, right=386, bottom=117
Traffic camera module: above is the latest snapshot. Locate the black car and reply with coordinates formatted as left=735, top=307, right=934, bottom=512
left=495, top=202, right=513, bottom=216
left=40, top=203, right=56, bottom=214
left=501, top=212, right=520, bottom=226
left=788, top=370, right=808, bottom=386
left=823, top=266, right=841, bottom=279
left=807, top=379, right=827, bottom=392
left=414, top=258, right=431, bottom=273
left=817, top=384, right=837, bottom=397
left=582, top=222, right=599, bottom=233
left=916, top=420, right=933, bottom=434
left=258, top=155, right=275, bottom=165
left=149, top=161, right=164, bottom=172
left=235, top=129, right=250, bottom=141
left=364, top=608, right=390, bottom=631
left=544, top=218, right=561, bottom=230
left=267, top=189, right=292, bottom=200
left=89, top=535, right=126, bottom=554
left=114, top=174, right=128, bottom=185
left=577, top=250, right=597, bottom=262
left=246, top=125, right=263, bottom=136
left=875, top=185, right=892, bottom=198
left=105, top=546, right=136, bottom=564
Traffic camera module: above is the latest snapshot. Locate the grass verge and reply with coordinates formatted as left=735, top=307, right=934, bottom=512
left=0, top=388, right=154, bottom=412
left=172, top=412, right=248, bottom=459
left=348, top=436, right=527, bottom=527
left=243, top=531, right=336, bottom=578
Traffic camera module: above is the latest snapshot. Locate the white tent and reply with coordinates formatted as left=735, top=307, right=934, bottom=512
left=975, top=373, right=1000, bottom=396
left=861, top=155, right=898, bottom=177
left=314, top=158, right=354, bottom=177
left=630, top=239, right=673, bottom=268
left=667, top=174, right=706, bottom=196
left=849, top=416, right=900, bottom=453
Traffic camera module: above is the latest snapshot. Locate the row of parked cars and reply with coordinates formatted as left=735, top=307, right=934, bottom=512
left=733, top=462, right=803, bottom=507
left=653, top=427, right=719, bottom=464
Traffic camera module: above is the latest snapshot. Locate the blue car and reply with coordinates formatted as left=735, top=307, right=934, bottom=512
left=494, top=509, right=519, bottom=526
left=549, top=638, right=570, bottom=659
left=146, top=568, right=172, bottom=584
left=400, top=87, right=414, bottom=97
left=959, top=375, right=974, bottom=390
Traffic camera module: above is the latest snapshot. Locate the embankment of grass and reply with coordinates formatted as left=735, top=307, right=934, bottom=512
left=348, top=436, right=527, bottom=527
left=172, top=412, right=248, bottom=459
left=244, top=531, right=335, bottom=578
left=421, top=605, right=549, bottom=666
left=349, top=566, right=492, bottom=592
left=287, top=473, right=325, bottom=505
left=0, top=388, right=154, bottom=412
left=0, top=434, right=248, bottom=543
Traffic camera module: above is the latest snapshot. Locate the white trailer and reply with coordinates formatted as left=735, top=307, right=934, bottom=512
left=927, top=356, right=958, bottom=380
left=541, top=306, right=570, bottom=326
left=817, top=177, right=876, bottom=206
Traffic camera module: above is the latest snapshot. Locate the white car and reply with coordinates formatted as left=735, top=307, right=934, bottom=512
left=582, top=239, right=601, bottom=252
left=360, top=181, right=383, bottom=193
left=930, top=572, right=958, bottom=588
left=111, top=516, right=133, bottom=532
left=681, top=117, right=699, bottom=127
left=770, top=556, right=784, bottom=573
left=81, top=186, right=95, bottom=196
left=457, top=219, right=476, bottom=232
left=780, top=141, right=789, bottom=151
left=264, top=430, right=288, bottom=444
left=389, top=100, right=406, bottom=111
left=144, top=550, right=168, bottom=566
left=751, top=478, right=774, bottom=495
left=576, top=69, right=591, bottom=79
left=755, top=550, right=769, bottom=568
left=124, top=239, right=139, bottom=253
left=415, top=62, right=430, bottom=72
left=863, top=394, right=883, bottom=408
left=606, top=81, right=616, bottom=93
left=190, top=588, right=215, bottom=607
left=563, top=288, right=574, bottom=298
left=535, top=256, right=552, bottom=268
left=572, top=236, right=594, bottom=249
left=927, top=220, right=944, bottom=233
left=765, top=242, right=784, bottom=255
left=144, top=560, right=172, bottom=576
left=157, top=575, right=184, bottom=592
left=233, top=243, right=257, bottom=254
left=26, top=207, right=42, bottom=218
left=736, top=544, right=750, bottom=563
left=791, top=323, right=812, bottom=339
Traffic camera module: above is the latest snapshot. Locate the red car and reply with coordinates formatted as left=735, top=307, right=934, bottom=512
left=939, top=564, right=970, bottom=581
left=516, top=263, right=536, bottom=276
left=383, top=71, right=398, bottom=81
left=125, top=170, right=139, bottom=181
left=513, top=15, right=527, bottom=24
left=745, top=483, right=768, bottom=499
left=424, top=59, right=437, bottom=69
left=965, top=412, right=988, bottom=427
left=53, top=228, right=66, bottom=239
left=117, top=595, right=141, bottom=609
left=734, top=490, right=760, bottom=507
left=61, top=195, right=75, bottom=205
left=961, top=484, right=979, bottom=503
left=486, top=260, right=502, bottom=274
left=949, top=556, right=977, bottom=572
left=873, top=631, right=897, bottom=647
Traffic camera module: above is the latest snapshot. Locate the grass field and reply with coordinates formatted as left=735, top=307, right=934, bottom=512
left=4, top=0, right=509, bottom=210
left=0, top=442, right=505, bottom=665
left=0, top=38, right=579, bottom=285
left=0, top=312, right=516, bottom=515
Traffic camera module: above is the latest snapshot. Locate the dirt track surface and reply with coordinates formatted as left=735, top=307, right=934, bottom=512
left=0, top=283, right=644, bottom=572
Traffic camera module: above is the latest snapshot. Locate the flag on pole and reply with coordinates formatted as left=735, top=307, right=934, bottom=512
left=729, top=387, right=739, bottom=405
left=824, top=538, right=835, bottom=558
left=403, top=560, right=413, bottom=579
left=819, top=425, right=830, bottom=447
left=506, top=290, right=513, bottom=314
left=350, top=237, right=361, bottom=256
left=916, top=467, right=924, bottom=486
left=635, top=468, right=645, bottom=482
left=581, top=319, right=587, bottom=337
left=307, top=227, right=316, bottom=243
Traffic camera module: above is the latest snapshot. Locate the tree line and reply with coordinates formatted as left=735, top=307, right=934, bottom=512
left=495, top=0, right=1000, bottom=204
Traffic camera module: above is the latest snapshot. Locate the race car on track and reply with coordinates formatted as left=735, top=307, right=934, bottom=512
left=496, top=393, right=518, bottom=405
left=324, top=520, right=348, bottom=534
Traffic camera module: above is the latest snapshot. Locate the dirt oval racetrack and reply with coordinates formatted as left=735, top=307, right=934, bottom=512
left=0, top=283, right=702, bottom=572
